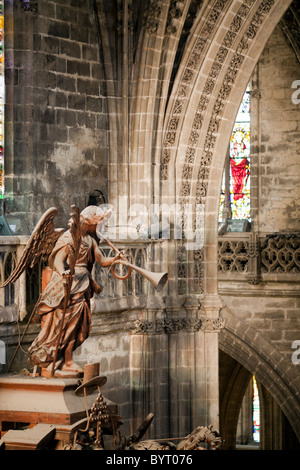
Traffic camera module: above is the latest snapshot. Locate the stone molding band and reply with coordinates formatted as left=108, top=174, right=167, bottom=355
left=132, top=317, right=225, bottom=335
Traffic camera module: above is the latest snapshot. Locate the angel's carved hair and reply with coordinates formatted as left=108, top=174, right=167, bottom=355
left=80, top=205, right=113, bottom=225
left=80, top=205, right=103, bottom=223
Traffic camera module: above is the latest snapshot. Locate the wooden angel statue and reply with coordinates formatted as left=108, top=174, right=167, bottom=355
left=2, top=205, right=125, bottom=378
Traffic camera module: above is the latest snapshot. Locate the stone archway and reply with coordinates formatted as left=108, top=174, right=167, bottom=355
left=160, top=0, right=293, bottom=299
left=96, top=0, right=294, bottom=296
left=157, top=0, right=299, bottom=438
left=219, top=311, right=300, bottom=442
left=219, top=350, right=253, bottom=449
left=90, top=0, right=299, bottom=436
left=219, top=348, right=300, bottom=449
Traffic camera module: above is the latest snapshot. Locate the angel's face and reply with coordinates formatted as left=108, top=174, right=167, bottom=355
left=82, top=215, right=103, bottom=233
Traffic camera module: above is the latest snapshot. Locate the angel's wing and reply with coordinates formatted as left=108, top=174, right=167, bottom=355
left=1, top=207, right=64, bottom=287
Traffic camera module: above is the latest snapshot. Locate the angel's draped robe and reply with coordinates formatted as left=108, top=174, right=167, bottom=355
left=28, top=230, right=102, bottom=369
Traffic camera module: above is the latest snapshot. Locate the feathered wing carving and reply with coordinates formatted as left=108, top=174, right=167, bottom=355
left=1, top=207, right=64, bottom=287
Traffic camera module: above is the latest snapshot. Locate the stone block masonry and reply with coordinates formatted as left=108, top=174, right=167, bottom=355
left=255, top=27, right=300, bottom=233
left=5, top=0, right=109, bottom=229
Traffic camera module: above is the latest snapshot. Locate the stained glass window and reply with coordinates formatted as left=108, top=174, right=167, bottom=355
left=0, top=0, right=4, bottom=199
left=253, top=376, right=260, bottom=443
left=219, top=85, right=251, bottom=222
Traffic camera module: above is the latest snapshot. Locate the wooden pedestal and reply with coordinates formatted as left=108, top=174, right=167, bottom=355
left=0, top=374, right=117, bottom=449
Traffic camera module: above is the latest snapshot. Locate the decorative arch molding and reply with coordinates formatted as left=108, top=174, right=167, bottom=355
left=161, top=0, right=293, bottom=193
left=159, top=0, right=293, bottom=296
left=95, top=0, right=294, bottom=297
left=219, top=313, right=300, bottom=441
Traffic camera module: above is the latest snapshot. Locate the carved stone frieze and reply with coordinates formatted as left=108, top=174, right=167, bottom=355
left=258, top=0, right=275, bottom=15
left=164, top=318, right=185, bottom=334
left=162, top=0, right=227, bottom=180
left=132, top=317, right=203, bottom=335
left=177, top=278, right=187, bottom=295
left=185, top=318, right=202, bottom=332
left=201, top=317, right=225, bottom=332
left=163, top=0, right=276, bottom=198
left=173, top=99, right=184, bottom=114
left=133, top=319, right=165, bottom=335
left=132, top=315, right=227, bottom=335
left=194, top=249, right=204, bottom=294
left=186, top=147, right=196, bottom=164
left=178, top=0, right=276, bottom=212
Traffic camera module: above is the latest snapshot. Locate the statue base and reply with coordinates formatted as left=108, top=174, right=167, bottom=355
left=40, top=367, right=83, bottom=379
left=0, top=373, right=118, bottom=449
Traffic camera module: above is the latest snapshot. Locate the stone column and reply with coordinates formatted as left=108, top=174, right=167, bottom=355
left=199, top=294, right=225, bottom=430
left=164, top=295, right=185, bottom=437
left=129, top=295, right=169, bottom=439
left=183, top=296, right=202, bottom=432
left=165, top=295, right=206, bottom=438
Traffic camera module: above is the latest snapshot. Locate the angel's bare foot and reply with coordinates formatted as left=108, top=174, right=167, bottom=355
left=62, top=361, right=84, bottom=373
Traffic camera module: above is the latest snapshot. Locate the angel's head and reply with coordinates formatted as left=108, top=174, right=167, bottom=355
left=80, top=205, right=113, bottom=232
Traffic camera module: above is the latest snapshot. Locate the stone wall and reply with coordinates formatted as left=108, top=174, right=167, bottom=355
left=251, top=26, right=300, bottom=232
left=4, top=0, right=109, bottom=229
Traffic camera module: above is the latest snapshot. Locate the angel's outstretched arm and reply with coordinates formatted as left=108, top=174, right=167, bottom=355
left=93, top=243, right=125, bottom=268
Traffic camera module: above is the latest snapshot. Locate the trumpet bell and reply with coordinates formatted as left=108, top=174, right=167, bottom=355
left=148, top=270, right=168, bottom=292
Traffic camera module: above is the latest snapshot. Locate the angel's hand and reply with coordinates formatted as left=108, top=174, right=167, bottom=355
left=62, top=270, right=72, bottom=285
left=113, top=250, right=127, bottom=262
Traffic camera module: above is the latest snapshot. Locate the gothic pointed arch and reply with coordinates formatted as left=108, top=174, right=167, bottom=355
left=159, top=0, right=293, bottom=296
left=219, top=308, right=300, bottom=442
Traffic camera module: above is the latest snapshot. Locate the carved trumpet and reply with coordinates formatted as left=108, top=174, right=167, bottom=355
left=111, top=259, right=168, bottom=292
left=97, top=230, right=168, bottom=292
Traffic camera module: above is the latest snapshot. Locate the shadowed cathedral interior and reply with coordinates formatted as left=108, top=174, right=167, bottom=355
left=0, top=0, right=299, bottom=450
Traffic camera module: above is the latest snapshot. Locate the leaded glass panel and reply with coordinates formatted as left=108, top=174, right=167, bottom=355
left=219, top=85, right=251, bottom=222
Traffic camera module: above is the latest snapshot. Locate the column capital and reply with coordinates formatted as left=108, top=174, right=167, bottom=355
left=200, top=294, right=224, bottom=316
left=199, top=294, right=225, bottom=332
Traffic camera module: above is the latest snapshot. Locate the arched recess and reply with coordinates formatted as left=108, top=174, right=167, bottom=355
left=219, top=350, right=252, bottom=449
left=160, top=0, right=293, bottom=297
left=218, top=313, right=300, bottom=442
